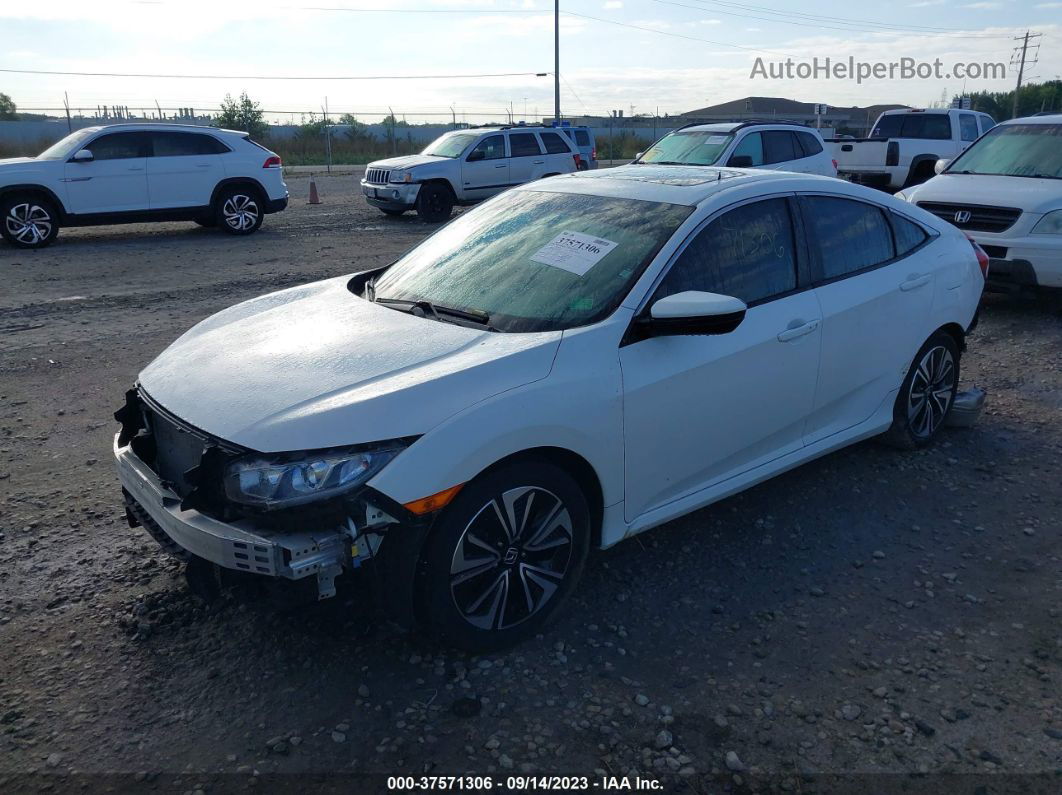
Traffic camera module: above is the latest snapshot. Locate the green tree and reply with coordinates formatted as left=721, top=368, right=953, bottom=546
left=338, top=112, right=373, bottom=142
left=966, top=79, right=1062, bottom=121
left=0, top=92, right=16, bottom=120
left=214, top=91, right=268, bottom=138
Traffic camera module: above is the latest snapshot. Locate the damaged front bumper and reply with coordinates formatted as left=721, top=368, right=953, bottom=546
left=115, top=434, right=359, bottom=599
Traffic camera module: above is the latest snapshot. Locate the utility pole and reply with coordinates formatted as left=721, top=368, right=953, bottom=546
left=1010, top=30, right=1041, bottom=119
left=554, top=0, right=560, bottom=125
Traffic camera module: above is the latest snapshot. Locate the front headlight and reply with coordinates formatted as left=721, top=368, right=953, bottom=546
left=1031, top=210, right=1062, bottom=235
left=389, top=171, right=413, bottom=184
left=223, top=444, right=405, bottom=509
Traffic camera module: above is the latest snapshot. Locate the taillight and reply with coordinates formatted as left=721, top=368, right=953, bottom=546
left=831, top=158, right=838, bottom=171
left=573, top=153, right=582, bottom=169
left=966, top=234, right=989, bottom=279
left=262, top=155, right=282, bottom=169
left=591, top=147, right=597, bottom=161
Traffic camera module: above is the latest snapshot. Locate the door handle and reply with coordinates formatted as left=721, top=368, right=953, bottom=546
left=127, top=166, right=145, bottom=171
left=196, top=163, right=212, bottom=168
left=777, top=319, right=819, bottom=342
left=900, top=274, right=931, bottom=291
left=532, top=160, right=544, bottom=164
left=494, top=164, right=506, bottom=168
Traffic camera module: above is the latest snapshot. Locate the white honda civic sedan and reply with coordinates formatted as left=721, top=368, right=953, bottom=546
left=114, top=166, right=986, bottom=649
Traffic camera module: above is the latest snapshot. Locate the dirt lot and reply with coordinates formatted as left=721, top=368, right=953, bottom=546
left=1, top=172, right=1060, bottom=793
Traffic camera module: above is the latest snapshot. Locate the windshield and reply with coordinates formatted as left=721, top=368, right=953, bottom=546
left=946, top=123, right=1061, bottom=179
left=37, top=128, right=96, bottom=160
left=370, top=189, right=693, bottom=333
left=638, top=130, right=734, bottom=165
left=422, top=132, right=479, bottom=158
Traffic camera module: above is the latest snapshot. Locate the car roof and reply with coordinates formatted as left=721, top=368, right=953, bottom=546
left=678, top=121, right=817, bottom=134
left=1003, top=113, right=1062, bottom=125
left=72, top=123, right=245, bottom=136
left=519, top=165, right=844, bottom=207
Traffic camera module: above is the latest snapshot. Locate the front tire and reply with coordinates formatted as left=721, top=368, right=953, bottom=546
left=418, top=459, right=590, bottom=651
left=415, top=183, right=454, bottom=223
left=215, top=187, right=264, bottom=235
left=1, top=195, right=60, bottom=249
left=882, top=331, right=960, bottom=449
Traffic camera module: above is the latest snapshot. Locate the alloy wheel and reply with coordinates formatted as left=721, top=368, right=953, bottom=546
left=907, top=344, right=956, bottom=439
left=221, top=194, right=259, bottom=231
left=449, top=486, right=574, bottom=631
left=5, top=203, right=53, bottom=245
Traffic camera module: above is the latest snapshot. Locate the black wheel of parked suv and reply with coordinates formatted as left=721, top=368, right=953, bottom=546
left=1, top=194, right=60, bottom=249
left=415, top=183, right=454, bottom=223
left=215, top=186, right=264, bottom=235
left=417, top=458, right=590, bottom=652
left=881, top=330, right=960, bottom=449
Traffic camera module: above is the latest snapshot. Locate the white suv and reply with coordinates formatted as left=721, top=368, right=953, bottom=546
left=0, top=123, right=288, bottom=249
left=634, top=121, right=837, bottom=177
left=362, top=126, right=582, bottom=222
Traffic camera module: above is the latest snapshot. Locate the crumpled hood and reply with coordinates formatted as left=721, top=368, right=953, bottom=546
left=911, top=173, right=1062, bottom=214
left=139, top=276, right=561, bottom=452
left=367, top=154, right=448, bottom=170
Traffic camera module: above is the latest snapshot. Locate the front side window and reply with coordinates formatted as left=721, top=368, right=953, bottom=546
left=655, top=198, right=798, bottom=305
left=946, top=123, right=1061, bottom=179
left=509, top=133, right=543, bottom=157
left=422, top=132, right=478, bottom=158
left=152, top=132, right=228, bottom=156
left=763, top=131, right=799, bottom=164
left=959, top=114, right=979, bottom=142
left=87, top=132, right=150, bottom=160
left=540, top=132, right=571, bottom=154
left=468, top=135, right=506, bottom=161
left=37, top=128, right=96, bottom=160
left=730, top=132, right=765, bottom=166
left=802, top=196, right=895, bottom=280
left=638, top=130, right=735, bottom=166
left=370, top=189, right=693, bottom=332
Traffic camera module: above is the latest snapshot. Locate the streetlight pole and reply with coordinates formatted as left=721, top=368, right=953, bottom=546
left=554, top=0, right=561, bottom=125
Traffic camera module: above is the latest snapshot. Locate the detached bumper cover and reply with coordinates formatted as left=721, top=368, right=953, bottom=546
left=114, top=434, right=348, bottom=592
left=360, top=180, right=420, bottom=211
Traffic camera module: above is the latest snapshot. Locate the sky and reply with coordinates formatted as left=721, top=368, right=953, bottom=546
left=2, top=0, right=1060, bottom=123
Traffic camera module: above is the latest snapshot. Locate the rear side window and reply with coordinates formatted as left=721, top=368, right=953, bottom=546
left=656, top=198, right=797, bottom=305
left=509, top=133, right=542, bottom=157
left=86, top=132, right=150, bottom=160
left=539, top=132, right=571, bottom=154
left=468, top=134, right=506, bottom=160
left=152, top=132, right=229, bottom=156
left=796, top=131, right=823, bottom=156
left=730, top=132, right=764, bottom=165
left=575, top=130, right=590, bottom=146
left=891, top=213, right=929, bottom=255
left=980, top=116, right=996, bottom=133
left=802, top=196, right=895, bottom=280
left=959, top=114, right=979, bottom=142
left=763, top=131, right=799, bottom=164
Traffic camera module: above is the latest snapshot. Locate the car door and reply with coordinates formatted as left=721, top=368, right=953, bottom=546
left=798, top=195, right=936, bottom=444
left=147, top=131, right=228, bottom=209
left=761, top=130, right=803, bottom=172
left=461, top=134, right=510, bottom=197
left=539, top=131, right=576, bottom=173
left=619, top=196, right=822, bottom=521
left=62, top=131, right=150, bottom=215
left=507, top=132, right=545, bottom=183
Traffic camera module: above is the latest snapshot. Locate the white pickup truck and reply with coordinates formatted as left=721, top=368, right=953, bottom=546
left=827, top=108, right=996, bottom=191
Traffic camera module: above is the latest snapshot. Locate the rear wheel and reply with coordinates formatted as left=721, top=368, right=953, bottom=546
left=415, top=183, right=454, bottom=223
left=1, top=195, right=60, bottom=249
left=882, top=331, right=960, bottom=449
left=418, top=459, right=590, bottom=651
left=215, top=186, right=264, bottom=235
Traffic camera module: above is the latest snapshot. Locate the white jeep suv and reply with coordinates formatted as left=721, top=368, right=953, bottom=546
left=0, top=123, right=288, bottom=249
left=362, top=126, right=582, bottom=222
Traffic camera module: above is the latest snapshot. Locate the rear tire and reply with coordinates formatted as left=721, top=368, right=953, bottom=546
left=415, top=183, right=454, bottom=223
left=215, top=186, right=264, bottom=235
left=1, top=194, right=60, bottom=249
left=881, top=331, right=960, bottom=449
left=418, top=459, right=590, bottom=652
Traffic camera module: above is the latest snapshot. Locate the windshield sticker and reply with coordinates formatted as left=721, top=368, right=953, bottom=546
left=530, top=230, right=618, bottom=276
left=705, top=135, right=729, bottom=145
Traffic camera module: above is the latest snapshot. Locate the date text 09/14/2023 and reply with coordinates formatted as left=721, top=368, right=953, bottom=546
left=386, top=775, right=664, bottom=791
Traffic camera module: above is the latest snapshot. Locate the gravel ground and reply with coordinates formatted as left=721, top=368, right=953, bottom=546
left=1, top=173, right=1060, bottom=794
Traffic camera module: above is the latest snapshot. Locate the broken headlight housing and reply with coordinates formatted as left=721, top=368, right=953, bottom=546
left=222, top=444, right=406, bottom=510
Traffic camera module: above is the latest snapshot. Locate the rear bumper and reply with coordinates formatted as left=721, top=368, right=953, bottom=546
left=114, top=433, right=350, bottom=598
left=265, top=195, right=288, bottom=214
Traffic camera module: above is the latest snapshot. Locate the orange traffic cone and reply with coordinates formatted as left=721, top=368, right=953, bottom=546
left=308, top=175, right=322, bottom=205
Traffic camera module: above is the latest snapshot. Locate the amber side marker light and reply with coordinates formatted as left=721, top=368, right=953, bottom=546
left=403, top=483, right=464, bottom=515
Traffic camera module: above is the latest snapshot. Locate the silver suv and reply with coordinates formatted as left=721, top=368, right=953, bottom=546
left=361, top=126, right=582, bottom=222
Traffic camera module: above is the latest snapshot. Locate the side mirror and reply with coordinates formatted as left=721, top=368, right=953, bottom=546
left=727, top=155, right=754, bottom=168
left=466, top=149, right=485, bottom=162
left=934, top=158, right=950, bottom=175
left=640, top=291, right=747, bottom=337
left=72, top=149, right=94, bottom=163
left=633, top=152, right=644, bottom=161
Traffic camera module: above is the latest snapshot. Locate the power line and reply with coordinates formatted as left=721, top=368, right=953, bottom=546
left=0, top=68, right=550, bottom=81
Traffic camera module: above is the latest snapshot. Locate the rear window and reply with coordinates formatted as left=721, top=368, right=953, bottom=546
left=539, top=132, right=571, bottom=154
left=796, top=131, right=823, bottom=156
left=575, top=130, right=590, bottom=146
left=871, top=113, right=952, bottom=140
